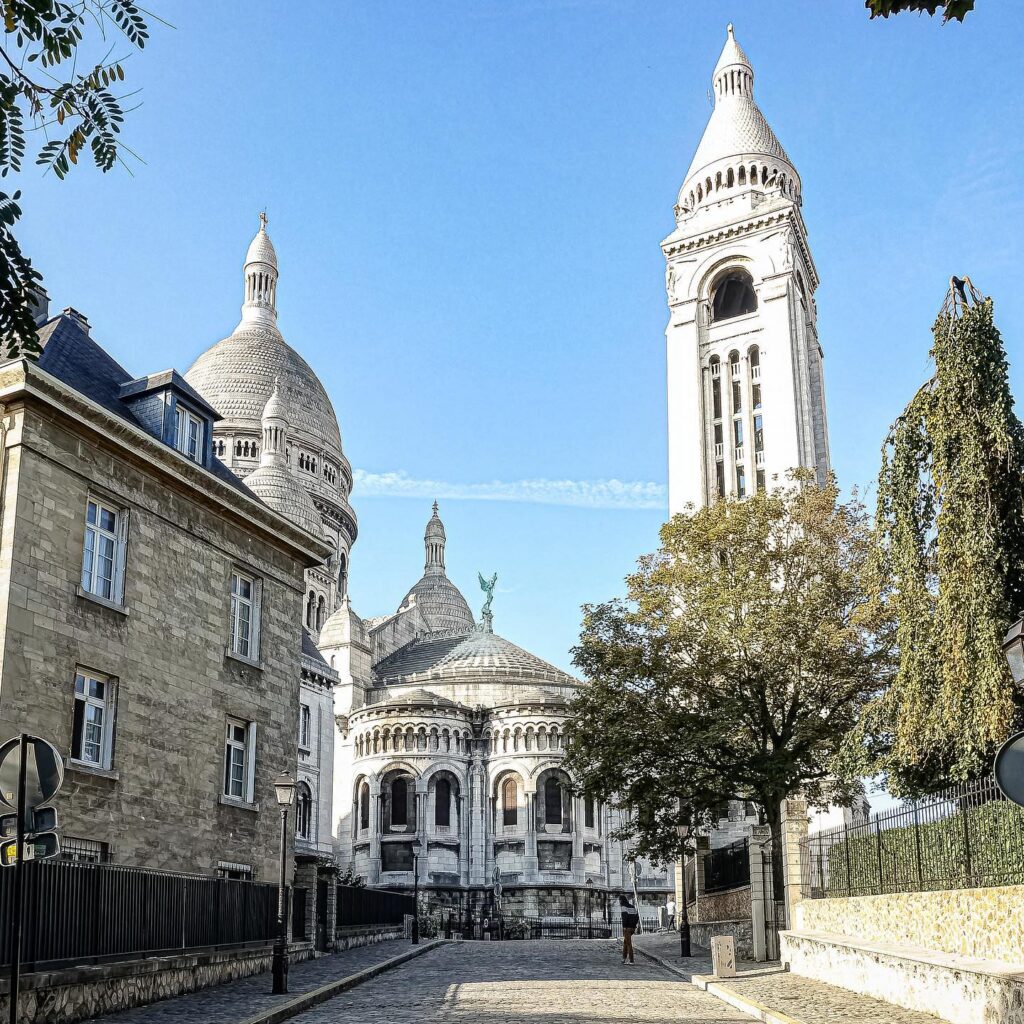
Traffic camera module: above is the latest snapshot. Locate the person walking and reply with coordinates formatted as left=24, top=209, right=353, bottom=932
left=665, top=896, right=676, bottom=931
left=620, top=895, right=639, bottom=965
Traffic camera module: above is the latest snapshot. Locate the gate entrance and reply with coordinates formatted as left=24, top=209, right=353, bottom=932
left=316, top=880, right=329, bottom=952
left=760, top=845, right=785, bottom=961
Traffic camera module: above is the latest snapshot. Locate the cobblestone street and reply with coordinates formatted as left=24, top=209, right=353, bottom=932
left=289, top=941, right=748, bottom=1024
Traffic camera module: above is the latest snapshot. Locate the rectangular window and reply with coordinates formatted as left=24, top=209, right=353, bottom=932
left=752, top=383, right=762, bottom=410
left=736, top=466, right=747, bottom=499
left=174, top=406, right=204, bottom=463
left=71, top=670, right=115, bottom=768
left=756, top=469, right=766, bottom=493
left=754, top=414, right=764, bottom=452
left=216, top=862, right=253, bottom=880
left=712, top=378, right=722, bottom=420
left=299, top=704, right=311, bottom=749
left=230, top=571, right=260, bottom=660
left=733, top=420, right=744, bottom=447
left=81, top=498, right=128, bottom=603
left=61, top=837, right=109, bottom=863
left=716, top=461, right=726, bottom=499
left=223, top=718, right=256, bottom=802
left=732, top=380, right=742, bottom=412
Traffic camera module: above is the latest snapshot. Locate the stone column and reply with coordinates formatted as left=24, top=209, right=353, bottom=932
left=369, top=791, right=382, bottom=884
left=570, top=796, right=585, bottom=878
left=780, top=797, right=809, bottom=931
left=692, top=835, right=710, bottom=923
left=469, top=761, right=486, bottom=886
left=458, top=794, right=470, bottom=884
left=748, top=824, right=771, bottom=961
left=524, top=792, right=539, bottom=880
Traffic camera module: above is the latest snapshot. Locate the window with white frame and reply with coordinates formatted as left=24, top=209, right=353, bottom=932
left=71, top=670, right=115, bottom=768
left=174, top=405, right=204, bottom=463
left=299, top=704, right=311, bottom=749
left=81, top=498, right=128, bottom=603
left=296, top=782, right=313, bottom=840
left=223, top=717, right=256, bottom=802
left=230, top=571, right=261, bottom=660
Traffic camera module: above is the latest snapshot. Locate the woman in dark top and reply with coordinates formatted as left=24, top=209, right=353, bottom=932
left=620, top=895, right=639, bottom=964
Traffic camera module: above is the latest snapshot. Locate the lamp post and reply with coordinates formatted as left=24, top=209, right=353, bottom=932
left=411, top=838, right=421, bottom=945
left=674, top=811, right=692, bottom=959
left=585, top=878, right=594, bottom=939
left=272, top=771, right=297, bottom=994
left=1003, top=617, right=1024, bottom=688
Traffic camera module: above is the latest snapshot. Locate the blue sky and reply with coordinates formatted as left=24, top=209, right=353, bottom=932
left=17, top=0, right=1024, bottom=675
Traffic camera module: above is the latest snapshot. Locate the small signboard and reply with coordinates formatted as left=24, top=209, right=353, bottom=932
left=0, top=736, right=64, bottom=810
left=994, top=730, right=1024, bottom=808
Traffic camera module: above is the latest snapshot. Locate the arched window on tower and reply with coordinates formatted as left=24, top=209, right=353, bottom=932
left=359, top=781, right=370, bottom=830
left=584, top=794, right=596, bottom=829
left=711, top=269, right=757, bottom=322
left=391, top=777, right=408, bottom=827
left=316, top=594, right=326, bottom=631
left=338, top=552, right=348, bottom=600
left=502, top=778, right=518, bottom=827
left=295, top=782, right=313, bottom=840
left=305, top=591, right=315, bottom=629
left=435, top=778, right=451, bottom=827
left=544, top=778, right=563, bottom=828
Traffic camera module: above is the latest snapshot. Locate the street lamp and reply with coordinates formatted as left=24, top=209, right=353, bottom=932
left=1003, top=617, right=1024, bottom=688
left=674, top=816, right=692, bottom=959
left=272, top=770, right=297, bottom=995
left=411, top=837, right=422, bottom=945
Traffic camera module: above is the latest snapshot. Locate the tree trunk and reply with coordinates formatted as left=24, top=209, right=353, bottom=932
left=763, top=797, right=786, bottom=904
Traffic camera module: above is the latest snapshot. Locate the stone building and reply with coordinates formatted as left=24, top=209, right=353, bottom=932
left=0, top=301, right=330, bottom=879
left=320, top=505, right=674, bottom=923
left=664, top=24, right=830, bottom=516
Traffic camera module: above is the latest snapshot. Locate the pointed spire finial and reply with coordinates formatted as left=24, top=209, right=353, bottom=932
left=432, top=500, right=439, bottom=515
left=727, top=22, right=734, bottom=34
left=259, top=209, right=268, bottom=230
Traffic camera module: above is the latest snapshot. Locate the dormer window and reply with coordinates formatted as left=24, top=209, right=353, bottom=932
left=175, top=406, right=204, bottom=463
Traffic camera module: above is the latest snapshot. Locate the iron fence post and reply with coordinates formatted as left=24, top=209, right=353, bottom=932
left=844, top=828, right=853, bottom=898
left=875, top=819, right=884, bottom=895
left=913, top=805, right=923, bottom=891
left=962, top=798, right=973, bottom=884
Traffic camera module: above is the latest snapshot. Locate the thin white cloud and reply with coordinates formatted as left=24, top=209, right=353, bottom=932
left=352, top=470, right=667, bottom=511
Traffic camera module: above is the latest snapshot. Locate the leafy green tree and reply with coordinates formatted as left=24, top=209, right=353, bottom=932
left=866, top=0, right=976, bottom=21
left=1, top=0, right=151, bottom=357
left=850, top=281, right=1024, bottom=794
left=564, top=473, right=888, bottom=877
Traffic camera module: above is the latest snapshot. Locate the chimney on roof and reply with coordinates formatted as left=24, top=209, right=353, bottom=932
left=62, top=307, right=90, bottom=335
left=28, top=285, right=49, bottom=325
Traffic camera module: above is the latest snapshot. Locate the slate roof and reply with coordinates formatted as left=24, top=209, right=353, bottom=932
left=373, top=629, right=578, bottom=688
left=35, top=312, right=249, bottom=495
left=301, top=628, right=337, bottom=678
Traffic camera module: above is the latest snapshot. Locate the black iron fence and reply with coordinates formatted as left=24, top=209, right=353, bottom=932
left=291, top=886, right=308, bottom=939
left=704, top=837, right=750, bottom=893
left=800, top=776, right=1024, bottom=899
left=335, top=884, right=414, bottom=930
left=0, top=860, right=283, bottom=970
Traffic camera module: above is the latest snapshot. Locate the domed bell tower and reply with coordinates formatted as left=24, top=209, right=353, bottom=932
left=664, top=25, right=830, bottom=514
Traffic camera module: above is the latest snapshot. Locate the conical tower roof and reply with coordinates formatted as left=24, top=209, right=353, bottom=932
left=677, top=25, right=800, bottom=216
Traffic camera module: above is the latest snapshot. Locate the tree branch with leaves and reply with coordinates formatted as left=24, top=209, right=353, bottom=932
left=0, top=0, right=153, bottom=357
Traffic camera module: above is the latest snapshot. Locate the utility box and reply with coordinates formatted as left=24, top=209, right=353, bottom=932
left=711, top=935, right=737, bottom=978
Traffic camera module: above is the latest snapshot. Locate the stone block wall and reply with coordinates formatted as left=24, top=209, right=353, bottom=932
left=697, top=884, right=751, bottom=923
left=691, top=919, right=755, bottom=961
left=794, top=885, right=1024, bottom=963
left=0, top=400, right=312, bottom=879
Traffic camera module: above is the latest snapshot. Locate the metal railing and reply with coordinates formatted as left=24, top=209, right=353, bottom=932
left=0, top=860, right=281, bottom=970
left=335, top=884, right=414, bottom=930
left=800, top=776, right=1024, bottom=898
left=704, top=837, right=751, bottom=893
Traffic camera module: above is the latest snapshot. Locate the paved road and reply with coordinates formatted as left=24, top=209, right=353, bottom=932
left=289, top=940, right=749, bottom=1024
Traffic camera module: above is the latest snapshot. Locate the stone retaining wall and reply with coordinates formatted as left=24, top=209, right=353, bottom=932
left=795, top=884, right=1024, bottom=963
left=697, top=884, right=751, bottom=923
left=690, top=918, right=754, bottom=961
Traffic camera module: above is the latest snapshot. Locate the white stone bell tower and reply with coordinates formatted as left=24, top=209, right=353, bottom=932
left=664, top=25, right=829, bottom=514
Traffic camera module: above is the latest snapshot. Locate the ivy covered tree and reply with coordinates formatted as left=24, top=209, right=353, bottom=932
left=564, top=473, right=888, bottom=875
left=850, top=280, right=1024, bottom=794
left=0, top=0, right=151, bottom=357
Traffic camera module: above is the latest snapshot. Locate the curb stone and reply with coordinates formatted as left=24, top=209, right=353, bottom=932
left=236, top=940, right=449, bottom=1024
left=636, top=946, right=806, bottom=1024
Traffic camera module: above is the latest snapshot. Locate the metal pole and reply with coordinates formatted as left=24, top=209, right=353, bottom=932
left=272, top=807, right=288, bottom=994
left=8, top=734, right=27, bottom=1024
left=678, top=838, right=691, bottom=958
left=411, top=851, right=419, bottom=944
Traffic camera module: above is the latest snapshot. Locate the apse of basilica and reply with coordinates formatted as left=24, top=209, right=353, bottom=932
left=184, top=215, right=672, bottom=921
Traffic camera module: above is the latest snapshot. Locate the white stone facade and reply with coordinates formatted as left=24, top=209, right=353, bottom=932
left=665, top=25, right=829, bottom=515
left=320, top=507, right=673, bottom=918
